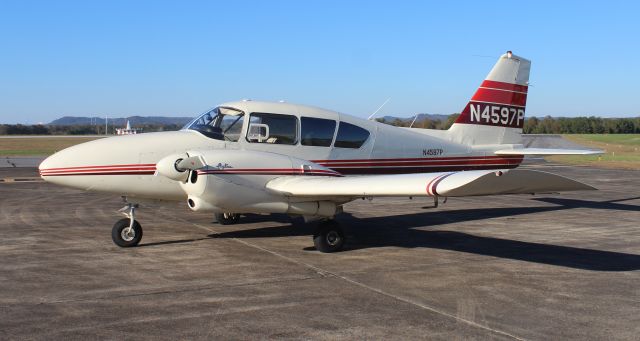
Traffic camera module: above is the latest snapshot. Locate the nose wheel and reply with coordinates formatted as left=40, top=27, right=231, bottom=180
left=313, top=220, right=345, bottom=253
left=112, top=203, right=143, bottom=247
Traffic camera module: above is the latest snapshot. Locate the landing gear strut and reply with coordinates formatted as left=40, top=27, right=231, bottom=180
left=112, top=203, right=143, bottom=247
left=215, top=212, right=240, bottom=225
left=313, top=220, right=345, bottom=253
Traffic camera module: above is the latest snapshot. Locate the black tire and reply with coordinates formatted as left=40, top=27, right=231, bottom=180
left=313, top=221, right=345, bottom=253
left=215, top=213, right=240, bottom=225
left=112, top=218, right=143, bottom=247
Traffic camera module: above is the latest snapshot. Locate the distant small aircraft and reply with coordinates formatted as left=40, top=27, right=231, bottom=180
left=40, top=51, right=601, bottom=252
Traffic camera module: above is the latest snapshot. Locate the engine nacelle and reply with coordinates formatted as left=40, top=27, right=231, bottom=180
left=177, top=149, right=339, bottom=217
left=156, top=153, right=190, bottom=182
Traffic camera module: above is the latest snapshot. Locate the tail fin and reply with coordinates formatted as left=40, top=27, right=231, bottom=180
left=448, top=51, right=531, bottom=146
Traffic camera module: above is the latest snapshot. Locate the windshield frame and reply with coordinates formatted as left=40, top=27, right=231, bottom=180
left=183, top=106, right=246, bottom=141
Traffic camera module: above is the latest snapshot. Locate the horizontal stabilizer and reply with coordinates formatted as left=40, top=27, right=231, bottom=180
left=266, top=169, right=595, bottom=198
left=495, top=148, right=602, bottom=155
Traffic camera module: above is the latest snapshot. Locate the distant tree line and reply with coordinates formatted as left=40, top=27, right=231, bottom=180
left=0, top=124, right=184, bottom=135
left=2, top=116, right=639, bottom=135
left=523, top=116, right=640, bottom=134
left=376, top=115, right=460, bottom=130
left=376, top=115, right=640, bottom=134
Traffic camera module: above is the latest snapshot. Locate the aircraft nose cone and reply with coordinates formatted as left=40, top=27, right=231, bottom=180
left=38, top=146, right=78, bottom=181
left=39, top=152, right=61, bottom=180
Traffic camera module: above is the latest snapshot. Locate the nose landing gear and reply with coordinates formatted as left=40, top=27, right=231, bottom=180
left=112, top=203, right=143, bottom=247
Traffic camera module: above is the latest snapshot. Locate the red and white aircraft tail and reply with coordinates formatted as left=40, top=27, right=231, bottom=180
left=448, top=51, right=530, bottom=146
left=446, top=52, right=599, bottom=156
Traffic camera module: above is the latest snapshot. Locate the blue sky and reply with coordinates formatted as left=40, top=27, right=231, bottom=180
left=1, top=1, right=638, bottom=124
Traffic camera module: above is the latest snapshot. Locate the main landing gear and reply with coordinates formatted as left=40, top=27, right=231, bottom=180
left=112, top=203, right=143, bottom=247
left=313, top=220, right=345, bottom=253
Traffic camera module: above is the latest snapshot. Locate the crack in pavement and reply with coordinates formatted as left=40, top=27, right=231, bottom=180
left=22, top=276, right=319, bottom=305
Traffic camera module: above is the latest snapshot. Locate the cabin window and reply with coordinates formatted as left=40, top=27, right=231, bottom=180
left=247, top=112, right=298, bottom=145
left=334, top=122, right=370, bottom=148
left=301, top=117, right=336, bottom=147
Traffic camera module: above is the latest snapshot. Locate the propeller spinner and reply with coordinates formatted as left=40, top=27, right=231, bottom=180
left=156, top=153, right=206, bottom=181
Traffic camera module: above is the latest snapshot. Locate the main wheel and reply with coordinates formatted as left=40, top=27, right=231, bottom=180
left=313, top=220, right=345, bottom=253
left=215, top=213, right=240, bottom=225
left=112, top=218, right=143, bottom=247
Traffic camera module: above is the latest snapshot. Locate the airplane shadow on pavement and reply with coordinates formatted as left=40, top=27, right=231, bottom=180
left=204, top=196, right=640, bottom=272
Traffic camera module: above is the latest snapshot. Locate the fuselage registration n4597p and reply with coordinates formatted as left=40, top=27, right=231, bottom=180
left=39, top=51, right=601, bottom=253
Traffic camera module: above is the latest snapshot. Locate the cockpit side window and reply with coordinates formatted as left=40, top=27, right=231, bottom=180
left=301, top=117, right=336, bottom=147
left=185, top=107, right=244, bottom=142
left=334, top=122, right=370, bottom=148
left=246, top=112, right=298, bottom=145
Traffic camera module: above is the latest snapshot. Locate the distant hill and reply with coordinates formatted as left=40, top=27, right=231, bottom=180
left=378, top=113, right=450, bottom=123
left=48, top=114, right=449, bottom=127
left=49, top=116, right=193, bottom=126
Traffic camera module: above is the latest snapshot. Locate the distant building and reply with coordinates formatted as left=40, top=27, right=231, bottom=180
left=115, top=120, right=142, bottom=135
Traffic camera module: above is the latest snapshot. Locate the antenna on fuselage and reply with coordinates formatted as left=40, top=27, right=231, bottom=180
left=367, top=98, right=391, bottom=120
left=409, top=114, right=419, bottom=128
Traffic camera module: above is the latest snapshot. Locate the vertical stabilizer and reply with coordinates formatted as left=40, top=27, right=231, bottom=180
left=448, top=51, right=531, bottom=146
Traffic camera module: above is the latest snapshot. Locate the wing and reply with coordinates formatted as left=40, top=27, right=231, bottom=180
left=266, top=169, right=595, bottom=198
left=494, top=148, right=602, bottom=155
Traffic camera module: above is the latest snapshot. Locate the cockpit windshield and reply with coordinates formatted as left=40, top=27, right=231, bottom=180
left=184, top=107, right=245, bottom=141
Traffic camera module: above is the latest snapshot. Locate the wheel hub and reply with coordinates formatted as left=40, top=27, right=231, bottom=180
left=121, top=227, right=135, bottom=242
left=326, top=231, right=340, bottom=246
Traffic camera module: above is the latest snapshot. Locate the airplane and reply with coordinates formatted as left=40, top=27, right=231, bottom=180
left=39, top=51, right=601, bottom=253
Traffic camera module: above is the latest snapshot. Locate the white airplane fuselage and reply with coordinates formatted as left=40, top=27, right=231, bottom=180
left=39, top=100, right=524, bottom=210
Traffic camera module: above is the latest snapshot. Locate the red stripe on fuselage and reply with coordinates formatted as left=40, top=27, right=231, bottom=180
left=315, top=159, right=522, bottom=168
left=197, top=168, right=343, bottom=177
left=41, top=164, right=156, bottom=171
left=41, top=171, right=156, bottom=176
left=332, top=164, right=519, bottom=175
left=311, top=155, right=523, bottom=163
left=39, top=156, right=524, bottom=177
left=40, top=167, right=156, bottom=175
